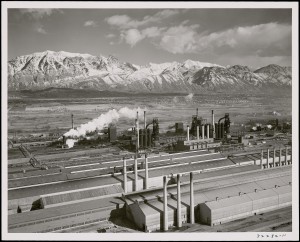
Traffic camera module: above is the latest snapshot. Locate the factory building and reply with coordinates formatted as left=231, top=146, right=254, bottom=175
left=199, top=184, right=291, bottom=226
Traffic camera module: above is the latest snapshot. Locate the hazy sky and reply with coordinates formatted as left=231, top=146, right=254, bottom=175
left=8, top=8, right=292, bottom=68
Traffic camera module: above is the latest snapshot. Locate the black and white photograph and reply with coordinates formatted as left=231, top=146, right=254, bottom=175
left=1, top=1, right=299, bottom=241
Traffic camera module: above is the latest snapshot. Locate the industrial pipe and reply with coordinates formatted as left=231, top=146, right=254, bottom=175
left=177, top=174, right=182, bottom=228
left=279, top=148, right=282, bottom=166
left=71, top=114, right=74, bottom=129
left=206, top=124, right=210, bottom=139
left=145, top=154, right=149, bottom=189
left=187, top=125, right=190, bottom=141
left=136, top=112, right=139, bottom=151
left=134, top=155, right=138, bottom=191
left=163, top=176, right=168, bottom=231
left=202, top=125, right=205, bottom=140
left=285, top=147, right=288, bottom=165
left=267, top=149, right=270, bottom=168
left=190, top=172, right=194, bottom=224
left=212, top=110, right=215, bottom=138
left=123, top=157, right=127, bottom=193
left=273, top=148, right=276, bottom=167
left=196, top=126, right=200, bottom=140
left=144, top=111, right=147, bottom=148
left=260, top=150, right=263, bottom=169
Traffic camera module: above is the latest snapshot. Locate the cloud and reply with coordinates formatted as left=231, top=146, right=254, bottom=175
left=121, top=29, right=145, bottom=47
left=105, top=9, right=180, bottom=29
left=19, top=9, right=63, bottom=19
left=158, top=22, right=291, bottom=57
left=106, top=33, right=116, bottom=38
left=84, top=20, right=97, bottom=27
left=33, top=23, right=47, bottom=34
left=120, top=27, right=165, bottom=47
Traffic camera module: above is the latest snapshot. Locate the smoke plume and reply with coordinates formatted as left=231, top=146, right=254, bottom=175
left=185, top=93, right=194, bottom=102
left=64, top=107, right=146, bottom=140
left=66, top=139, right=78, bottom=148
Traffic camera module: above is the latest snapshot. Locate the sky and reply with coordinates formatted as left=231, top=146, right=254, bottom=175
left=7, top=8, right=292, bottom=68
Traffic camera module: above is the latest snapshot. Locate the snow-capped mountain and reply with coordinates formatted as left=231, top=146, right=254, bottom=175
left=8, top=50, right=292, bottom=93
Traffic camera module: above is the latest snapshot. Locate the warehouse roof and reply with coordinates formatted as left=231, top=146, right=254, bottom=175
left=246, top=188, right=278, bottom=200
left=204, top=194, right=252, bottom=210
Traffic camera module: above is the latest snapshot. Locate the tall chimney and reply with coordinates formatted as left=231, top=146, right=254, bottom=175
left=136, top=112, right=139, bottom=151
left=273, top=148, right=276, bottom=167
left=163, top=176, right=168, bottom=231
left=190, top=172, right=194, bottom=224
left=187, top=125, right=190, bottom=141
left=267, top=149, right=270, bottom=168
left=144, top=111, right=147, bottom=148
left=212, top=110, right=215, bottom=138
left=196, top=126, right=200, bottom=140
left=196, top=108, right=198, bottom=117
left=134, top=155, right=138, bottom=191
left=285, top=146, right=288, bottom=164
left=202, top=125, right=205, bottom=140
left=279, top=148, right=282, bottom=166
left=145, top=153, right=149, bottom=189
left=123, top=157, right=127, bottom=193
left=260, top=149, right=263, bottom=169
left=71, top=113, right=74, bottom=129
left=206, top=124, right=210, bottom=139
left=177, top=174, right=182, bottom=228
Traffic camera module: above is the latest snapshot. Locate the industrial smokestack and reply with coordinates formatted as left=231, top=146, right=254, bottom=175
left=177, top=174, right=182, bottom=228
left=212, top=110, right=215, bottom=138
left=202, top=125, right=205, bottom=140
left=260, top=150, right=263, bottom=169
left=279, top=148, right=282, bottom=166
left=285, top=146, right=288, bottom=165
left=196, top=108, right=198, bottom=117
left=136, top=112, right=139, bottom=151
left=273, top=148, right=276, bottom=167
left=206, top=124, right=210, bottom=139
left=145, top=153, right=149, bottom=189
left=187, top=125, right=190, bottom=141
left=123, top=157, right=127, bottom=193
left=190, top=172, right=194, bottom=224
left=71, top=113, right=74, bottom=129
left=196, top=126, right=200, bottom=140
left=267, top=149, right=270, bottom=168
left=163, top=176, right=168, bottom=231
left=144, top=111, right=147, bottom=148
left=134, top=155, right=138, bottom=191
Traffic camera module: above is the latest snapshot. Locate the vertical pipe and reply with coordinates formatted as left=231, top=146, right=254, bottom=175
left=260, top=149, right=263, bottom=169
left=206, top=124, right=210, bottom=139
left=273, top=147, right=276, bottom=167
left=123, top=157, right=127, bottom=193
left=285, top=146, right=288, bottom=164
left=145, top=154, right=149, bottom=189
left=144, top=111, right=147, bottom=148
left=163, top=176, right=168, bottom=231
left=134, top=155, right=138, bottom=191
left=267, top=149, right=270, bottom=168
left=177, top=174, right=182, bottom=228
left=196, top=126, right=200, bottom=140
left=190, top=172, right=194, bottom=224
left=187, top=125, right=190, bottom=141
left=71, top=113, right=74, bottom=129
left=279, top=148, right=282, bottom=166
left=202, top=125, right=205, bottom=140
left=136, top=112, right=139, bottom=151
left=212, top=110, right=215, bottom=138
left=196, top=108, right=198, bottom=117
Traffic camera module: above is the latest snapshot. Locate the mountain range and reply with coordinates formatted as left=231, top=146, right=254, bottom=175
left=8, top=50, right=292, bottom=94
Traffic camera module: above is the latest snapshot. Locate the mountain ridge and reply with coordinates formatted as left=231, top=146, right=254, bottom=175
left=8, top=50, right=292, bottom=93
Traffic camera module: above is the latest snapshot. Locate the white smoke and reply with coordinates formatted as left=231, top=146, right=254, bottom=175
left=185, top=93, right=194, bottom=102
left=66, top=139, right=78, bottom=148
left=64, top=106, right=146, bottom=139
